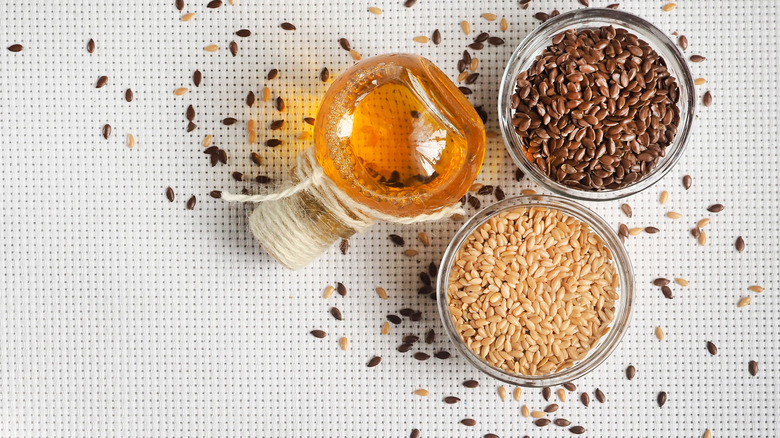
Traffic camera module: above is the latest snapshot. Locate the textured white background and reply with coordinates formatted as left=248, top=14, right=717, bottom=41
left=1, top=0, right=778, bottom=437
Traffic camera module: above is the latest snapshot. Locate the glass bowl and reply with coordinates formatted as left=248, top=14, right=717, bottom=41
left=436, top=195, right=634, bottom=387
left=498, top=8, right=696, bottom=201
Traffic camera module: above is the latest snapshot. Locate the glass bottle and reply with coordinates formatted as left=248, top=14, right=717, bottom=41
left=248, top=54, right=486, bottom=269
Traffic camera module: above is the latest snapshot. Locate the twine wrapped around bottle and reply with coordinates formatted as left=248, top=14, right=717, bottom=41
left=221, top=147, right=465, bottom=270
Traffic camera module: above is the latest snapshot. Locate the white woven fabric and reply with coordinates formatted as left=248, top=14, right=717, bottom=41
left=0, top=0, right=778, bottom=437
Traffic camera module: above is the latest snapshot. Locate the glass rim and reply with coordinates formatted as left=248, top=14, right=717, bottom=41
left=436, top=195, right=634, bottom=387
left=497, top=8, right=696, bottom=201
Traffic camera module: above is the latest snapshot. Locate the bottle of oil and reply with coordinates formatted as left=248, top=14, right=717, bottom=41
left=248, top=54, right=485, bottom=269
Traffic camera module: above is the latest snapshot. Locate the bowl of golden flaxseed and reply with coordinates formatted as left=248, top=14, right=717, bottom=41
left=437, top=195, right=633, bottom=387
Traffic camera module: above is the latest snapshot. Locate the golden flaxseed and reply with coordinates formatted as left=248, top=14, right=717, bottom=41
left=323, top=285, right=335, bottom=299
left=414, top=388, right=429, bottom=396
left=368, top=6, right=382, bottom=14
left=174, top=87, right=189, bottom=95
left=675, top=278, right=689, bottom=287
left=339, top=336, right=348, bottom=350
left=461, top=20, right=471, bottom=35
left=376, top=286, right=389, bottom=300
left=749, top=285, right=764, bottom=293
left=738, top=297, right=751, bottom=308
left=655, top=326, right=665, bottom=340
left=667, top=211, right=682, bottom=219
left=381, top=321, right=390, bottom=335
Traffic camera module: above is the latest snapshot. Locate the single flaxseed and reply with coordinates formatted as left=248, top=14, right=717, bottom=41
left=554, top=418, right=571, bottom=427
left=698, top=231, right=708, bottom=245
left=102, top=124, right=112, bottom=140
left=166, top=187, right=175, bottom=202
left=127, top=133, right=135, bottom=149
left=367, top=356, right=382, bottom=367
left=229, top=41, right=238, bottom=56
left=96, top=75, right=108, bottom=88
left=444, top=396, right=460, bottom=404
left=737, top=297, right=751, bottom=308
left=662, top=3, right=676, bottom=11
left=349, top=49, right=362, bottom=60
left=460, top=20, right=471, bottom=35
left=175, top=0, right=184, bottom=10
left=654, top=278, right=670, bottom=286
left=660, top=191, right=670, bottom=205
left=481, top=12, right=497, bottom=21
left=683, top=175, right=692, bottom=190
left=679, top=35, right=689, bottom=50
left=662, top=285, right=673, bottom=299
left=330, top=307, right=343, bottom=320
left=580, top=392, right=590, bottom=406
left=368, top=6, right=382, bottom=15
left=542, top=387, right=552, bottom=401
left=457, top=71, right=469, bottom=83
left=530, top=411, right=545, bottom=419
left=629, top=227, right=644, bottom=236
left=748, top=360, right=758, bottom=376
left=595, top=388, right=606, bottom=403
left=236, top=29, right=251, bottom=37
left=265, top=139, right=282, bottom=147
left=322, top=285, right=335, bottom=299
left=193, top=70, right=202, bottom=86
left=534, top=418, right=551, bottom=427
left=417, top=232, right=430, bottom=247
left=691, top=227, right=701, bottom=238
left=181, top=12, right=195, bottom=21
left=186, top=105, right=195, bottom=121
left=125, top=88, right=133, bottom=102
left=222, top=117, right=237, bottom=125
left=749, top=285, right=764, bottom=293
left=703, top=91, right=713, bottom=107
left=657, top=391, right=667, bottom=407
left=706, top=341, right=718, bottom=355
left=338, top=37, right=351, bottom=51
left=513, top=387, right=522, bottom=401
left=275, top=96, right=285, bottom=111
left=461, top=419, right=477, bottom=427
left=425, top=329, right=435, bottom=344
left=174, top=87, right=189, bottom=95
left=675, top=277, right=689, bottom=287
left=655, top=326, right=665, bottom=340
left=375, top=286, right=389, bottom=300
left=280, top=22, right=296, bottom=31
left=267, top=68, right=279, bottom=80
left=703, top=429, right=712, bottom=438
left=403, top=249, right=418, bottom=257
left=310, top=329, right=326, bottom=338
left=697, top=218, right=711, bottom=228
left=339, top=337, right=348, bottom=350
left=404, top=0, right=416, bottom=6
left=645, top=226, right=660, bottom=234
left=570, top=425, right=586, bottom=434
left=463, top=380, right=479, bottom=388
left=621, top=203, right=633, bottom=218
left=207, top=0, right=222, bottom=7
left=202, top=135, right=213, bottom=148
left=7, top=44, right=23, bottom=52
left=413, top=36, right=429, bottom=44
left=695, top=78, right=707, bottom=86
left=544, top=403, right=559, bottom=413
left=619, top=224, right=629, bottom=238
left=387, top=314, right=402, bottom=325
left=690, top=54, right=706, bottom=63
left=186, top=195, right=196, bottom=210
left=87, top=38, right=95, bottom=53
left=204, top=44, right=219, bottom=52
left=498, top=386, right=507, bottom=401
left=319, top=67, right=329, bottom=83
left=413, top=352, right=430, bottom=361
left=666, top=211, right=682, bottom=219
left=626, top=364, right=636, bottom=380
left=434, top=351, right=450, bottom=359
left=336, top=282, right=347, bottom=297
left=521, top=405, right=530, bottom=417
left=563, top=382, right=577, bottom=392
left=500, top=17, right=508, bottom=31
left=470, top=58, right=479, bottom=72
left=381, top=321, right=390, bottom=335
left=432, top=29, right=441, bottom=45
left=557, top=388, right=567, bottom=402
left=410, top=429, right=420, bottom=438
left=414, top=389, right=428, bottom=396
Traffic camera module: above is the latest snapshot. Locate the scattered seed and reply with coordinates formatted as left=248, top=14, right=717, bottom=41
left=662, top=3, right=676, bottom=11
left=175, top=0, right=184, bottom=10
left=619, top=224, right=629, bottom=238
left=181, top=12, right=196, bottom=21
left=695, top=78, right=707, bottom=86
left=657, top=391, right=667, bottom=407
left=322, top=285, right=335, bottom=299
left=275, top=96, right=285, bottom=111
left=675, top=277, right=689, bottom=287
left=414, top=388, right=428, bottom=396
left=570, top=425, right=586, bottom=434
left=410, top=429, right=420, bottom=438
left=660, top=191, right=669, bottom=204
left=207, top=0, right=221, bottom=7
left=186, top=195, right=196, bottom=210
left=338, top=38, right=351, bottom=51
left=424, top=329, right=435, bottom=344
left=266, top=68, right=279, bottom=80
left=707, top=203, right=725, bottom=213
left=513, top=387, right=522, bottom=401
left=522, top=405, right=530, bottom=417
left=413, top=352, right=430, bottom=361
left=463, top=380, right=479, bottom=388
left=375, top=286, right=388, bottom=300
left=655, top=326, right=665, bottom=340
left=698, top=231, right=708, bottom=245
left=255, top=175, right=271, bottom=184
left=557, top=388, right=567, bottom=402
left=706, top=341, right=718, bottom=355
left=595, top=388, right=606, bottom=403
left=697, top=218, right=711, bottom=229
left=381, top=322, right=390, bottom=335
left=124, top=88, right=133, bottom=102
left=413, top=36, right=429, bottom=44
left=127, top=133, right=135, bottom=149
left=310, top=329, right=326, bottom=338
left=87, top=39, right=95, bottom=53
left=579, top=0, right=590, bottom=5
left=339, top=336, right=348, bottom=350
left=193, top=70, right=202, bottom=86
left=563, top=382, right=576, bottom=392
left=367, top=356, right=382, bottom=367
left=606, top=3, right=619, bottom=8
left=682, top=175, right=692, bottom=190
left=165, top=187, right=175, bottom=202
left=461, top=419, right=477, bottom=427
left=533, top=12, right=550, bottom=22
left=415, top=232, right=430, bottom=247
left=222, top=117, right=237, bottom=126
left=432, top=29, right=441, bottom=45
left=748, top=360, right=758, bottom=376
left=485, top=434, right=499, bottom=438
left=470, top=58, right=479, bottom=72
left=735, top=236, right=745, bottom=252
left=703, top=429, right=712, bottom=438
left=368, top=6, right=382, bottom=15
left=457, top=71, right=469, bottom=83
left=542, top=387, right=551, bottom=401
left=231, top=171, right=243, bottom=181
left=201, top=135, right=213, bottom=148
left=280, top=22, right=296, bottom=31
left=349, top=49, right=361, bottom=60
left=580, top=392, right=590, bottom=406
left=621, top=203, right=633, bottom=218
left=645, top=226, right=660, bottom=234
left=404, top=0, right=416, bottom=6
left=654, top=278, right=670, bottom=286
left=500, top=17, right=508, bottom=31
left=679, top=35, right=688, bottom=50
left=629, top=227, right=644, bottom=236
left=174, top=87, right=189, bottom=95
left=387, top=314, right=402, bottom=325
left=554, top=418, right=571, bottom=427
left=229, top=41, right=238, bottom=56
left=690, top=54, right=706, bottom=63
left=261, top=87, right=270, bottom=102
left=7, top=44, right=23, bottom=52
left=749, top=285, right=764, bottom=293
left=102, top=124, right=112, bottom=140
left=388, top=234, right=405, bottom=246
left=433, top=351, right=451, bottom=359
left=186, top=105, right=195, bottom=121
left=661, top=285, right=673, bottom=299
left=96, top=75, right=108, bottom=88
left=738, top=296, right=751, bottom=308
left=691, top=227, right=701, bottom=238
left=667, top=211, right=682, bottom=219
left=626, top=365, right=636, bottom=380
left=332, top=282, right=345, bottom=297
left=497, top=386, right=507, bottom=401
left=481, top=12, right=497, bottom=21
left=330, top=307, right=343, bottom=320
left=236, top=29, right=251, bottom=37
left=545, top=404, right=559, bottom=413
left=187, top=122, right=196, bottom=132
left=460, top=20, right=471, bottom=35
left=444, top=396, right=460, bottom=404
left=703, top=91, right=713, bottom=107
left=318, top=67, right=330, bottom=83
left=303, top=117, right=315, bottom=125
left=403, top=249, right=418, bottom=257
left=530, top=411, right=545, bottom=419
left=204, top=44, right=219, bottom=52
left=534, top=418, right=551, bottom=427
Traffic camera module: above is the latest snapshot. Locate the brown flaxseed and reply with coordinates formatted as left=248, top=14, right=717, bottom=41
left=7, top=44, right=23, bottom=52
left=678, top=35, right=688, bottom=51
left=703, top=91, right=713, bottom=107
left=193, top=70, right=202, bottom=87
left=706, top=341, right=718, bottom=355
left=657, top=391, right=667, bottom=407
left=330, top=307, right=343, bottom=320
left=367, top=356, right=381, bottom=367
left=580, top=392, right=590, bottom=406
left=690, top=54, right=706, bottom=63
left=736, top=236, right=745, bottom=252
left=461, top=419, right=477, bottom=427
left=626, top=364, right=636, bottom=380
left=102, top=124, right=112, bottom=140
left=595, top=388, right=606, bottom=403
left=280, top=22, right=296, bottom=31
left=166, top=187, right=175, bottom=202
left=310, top=329, right=326, bottom=338
left=186, top=195, right=196, bottom=210
left=621, top=203, right=633, bottom=218
left=87, top=39, right=95, bottom=53
left=748, top=360, right=758, bottom=376
left=463, top=379, right=479, bottom=388
left=96, top=75, right=108, bottom=88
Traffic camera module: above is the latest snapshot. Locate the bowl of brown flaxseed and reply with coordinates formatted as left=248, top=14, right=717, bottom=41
left=437, top=195, right=634, bottom=386
left=498, top=8, right=695, bottom=201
